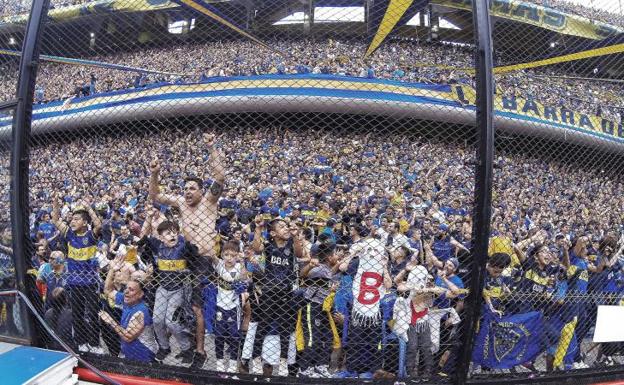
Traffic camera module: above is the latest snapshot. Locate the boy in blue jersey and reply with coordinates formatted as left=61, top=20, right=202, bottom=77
left=482, top=253, right=512, bottom=317
left=37, top=251, right=67, bottom=312
left=561, top=236, right=591, bottom=368
left=52, top=194, right=103, bottom=354
left=513, top=243, right=560, bottom=371
left=251, top=216, right=305, bottom=377
left=101, top=260, right=158, bottom=362
left=139, top=218, right=202, bottom=364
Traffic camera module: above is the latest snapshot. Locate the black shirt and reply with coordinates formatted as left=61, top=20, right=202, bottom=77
left=262, top=239, right=297, bottom=290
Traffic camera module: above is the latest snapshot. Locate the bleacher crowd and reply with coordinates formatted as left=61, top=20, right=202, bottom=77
left=0, top=125, right=616, bottom=379
left=524, top=0, right=624, bottom=28
left=1, top=38, right=623, bottom=124
left=0, top=0, right=90, bottom=18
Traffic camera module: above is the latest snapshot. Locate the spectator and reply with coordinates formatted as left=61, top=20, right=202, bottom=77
left=44, top=287, right=77, bottom=351
left=100, top=258, right=158, bottom=363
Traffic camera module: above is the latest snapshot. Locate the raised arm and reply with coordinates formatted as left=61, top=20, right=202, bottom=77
left=148, top=159, right=182, bottom=208
left=561, top=239, right=571, bottom=270
left=393, top=260, right=417, bottom=286
left=81, top=199, right=102, bottom=236
left=251, top=216, right=265, bottom=254
left=438, top=272, right=462, bottom=298
left=203, top=133, right=225, bottom=203
left=51, top=193, right=69, bottom=235
left=0, top=243, right=11, bottom=255
left=300, top=258, right=319, bottom=278
left=383, top=264, right=393, bottom=289
left=140, top=209, right=155, bottom=238
left=290, top=222, right=305, bottom=259
left=103, top=255, right=123, bottom=302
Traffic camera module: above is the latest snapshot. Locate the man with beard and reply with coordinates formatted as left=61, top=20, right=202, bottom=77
left=148, top=132, right=225, bottom=368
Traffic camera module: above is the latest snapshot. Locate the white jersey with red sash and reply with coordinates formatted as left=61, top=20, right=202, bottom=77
left=350, top=237, right=386, bottom=326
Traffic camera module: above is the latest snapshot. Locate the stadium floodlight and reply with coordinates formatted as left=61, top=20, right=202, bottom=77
left=8, top=37, right=16, bottom=45
left=89, top=32, right=95, bottom=38
left=549, top=42, right=556, bottom=48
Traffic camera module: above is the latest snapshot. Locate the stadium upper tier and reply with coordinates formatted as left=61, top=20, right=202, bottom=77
left=1, top=39, right=622, bottom=125
left=1, top=0, right=623, bottom=30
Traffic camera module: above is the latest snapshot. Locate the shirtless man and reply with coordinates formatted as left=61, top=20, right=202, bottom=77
left=148, top=132, right=225, bottom=368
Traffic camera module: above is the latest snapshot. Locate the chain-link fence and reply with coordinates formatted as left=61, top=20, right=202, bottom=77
left=0, top=0, right=32, bottom=345
left=2, top=0, right=624, bottom=383
left=469, top=0, right=624, bottom=381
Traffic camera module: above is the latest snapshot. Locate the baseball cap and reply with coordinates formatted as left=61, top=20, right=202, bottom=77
left=438, top=224, right=449, bottom=232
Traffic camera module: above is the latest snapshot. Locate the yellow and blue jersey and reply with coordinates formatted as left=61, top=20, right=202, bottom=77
left=567, top=254, right=589, bottom=297
left=482, top=272, right=512, bottom=313
left=146, top=235, right=194, bottom=290
left=64, top=228, right=99, bottom=286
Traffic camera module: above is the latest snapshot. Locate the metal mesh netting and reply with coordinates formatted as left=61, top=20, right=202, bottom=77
left=0, top=0, right=30, bottom=342
left=469, top=0, right=624, bottom=380
left=13, top=0, right=480, bottom=380
left=3, top=0, right=624, bottom=383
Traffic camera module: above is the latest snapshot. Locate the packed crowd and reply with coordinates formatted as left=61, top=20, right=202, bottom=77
left=0, top=39, right=476, bottom=103
left=524, top=0, right=624, bottom=27
left=0, top=0, right=90, bottom=17
left=0, top=125, right=616, bottom=378
left=2, top=38, right=623, bottom=123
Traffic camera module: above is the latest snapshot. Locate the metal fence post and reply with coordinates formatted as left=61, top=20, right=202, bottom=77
left=9, top=0, right=49, bottom=345
left=454, top=0, right=494, bottom=384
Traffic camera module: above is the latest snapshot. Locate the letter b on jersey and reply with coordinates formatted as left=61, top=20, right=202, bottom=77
left=357, top=272, right=383, bottom=305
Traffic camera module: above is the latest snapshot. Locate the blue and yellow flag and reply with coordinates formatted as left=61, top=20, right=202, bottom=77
left=472, top=311, right=543, bottom=369
left=365, top=0, right=429, bottom=57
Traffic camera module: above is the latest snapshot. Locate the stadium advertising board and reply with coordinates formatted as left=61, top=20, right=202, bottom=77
left=454, top=84, right=624, bottom=142
left=1, top=75, right=622, bottom=147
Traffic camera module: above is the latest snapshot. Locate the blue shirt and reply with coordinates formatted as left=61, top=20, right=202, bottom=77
left=64, top=229, right=99, bottom=286
left=482, top=272, right=512, bottom=313
left=115, top=292, right=156, bottom=362
left=567, top=253, right=589, bottom=295
left=38, top=222, right=57, bottom=240
left=434, top=274, right=464, bottom=309
left=432, top=237, right=453, bottom=262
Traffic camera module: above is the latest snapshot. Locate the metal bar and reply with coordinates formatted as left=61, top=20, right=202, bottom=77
left=9, top=0, right=50, bottom=345
left=0, top=99, right=18, bottom=112
left=454, top=0, right=494, bottom=383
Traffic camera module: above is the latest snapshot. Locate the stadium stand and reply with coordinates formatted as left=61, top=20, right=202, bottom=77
left=1, top=0, right=624, bottom=383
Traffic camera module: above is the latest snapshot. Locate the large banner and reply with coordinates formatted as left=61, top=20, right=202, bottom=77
left=365, top=0, right=429, bottom=57
left=453, top=84, right=624, bottom=142
left=433, top=0, right=623, bottom=40
left=1, top=74, right=623, bottom=145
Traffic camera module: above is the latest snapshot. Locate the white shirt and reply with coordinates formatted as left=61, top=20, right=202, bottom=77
left=216, top=260, right=244, bottom=310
